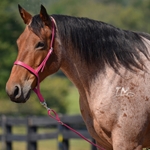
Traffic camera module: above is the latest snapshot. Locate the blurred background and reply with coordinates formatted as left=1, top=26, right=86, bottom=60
left=1, top=0, right=150, bottom=116
left=0, top=0, right=150, bottom=149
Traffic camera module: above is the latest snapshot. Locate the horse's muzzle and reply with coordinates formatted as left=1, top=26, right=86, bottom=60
left=6, top=83, right=31, bottom=103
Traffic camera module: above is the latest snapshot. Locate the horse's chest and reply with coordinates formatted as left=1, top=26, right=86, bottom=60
left=80, top=98, right=113, bottom=145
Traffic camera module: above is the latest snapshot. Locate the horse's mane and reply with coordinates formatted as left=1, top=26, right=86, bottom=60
left=30, top=14, right=150, bottom=72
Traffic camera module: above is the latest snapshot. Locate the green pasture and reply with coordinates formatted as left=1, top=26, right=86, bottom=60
left=0, top=128, right=90, bottom=150
left=6, top=139, right=90, bottom=150
left=0, top=86, right=92, bottom=150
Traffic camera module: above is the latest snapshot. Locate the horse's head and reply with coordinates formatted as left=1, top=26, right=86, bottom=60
left=6, top=5, right=61, bottom=103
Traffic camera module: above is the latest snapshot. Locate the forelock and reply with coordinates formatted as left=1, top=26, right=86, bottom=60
left=29, top=15, right=44, bottom=37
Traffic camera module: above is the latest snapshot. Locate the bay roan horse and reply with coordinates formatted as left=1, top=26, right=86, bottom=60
left=6, top=5, right=150, bottom=150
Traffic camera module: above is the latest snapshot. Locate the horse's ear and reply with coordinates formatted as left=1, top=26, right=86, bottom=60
left=18, top=4, right=32, bottom=25
left=40, top=5, right=51, bottom=27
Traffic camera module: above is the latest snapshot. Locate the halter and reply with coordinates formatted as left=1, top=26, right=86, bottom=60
left=13, top=17, right=105, bottom=150
left=14, top=17, right=55, bottom=104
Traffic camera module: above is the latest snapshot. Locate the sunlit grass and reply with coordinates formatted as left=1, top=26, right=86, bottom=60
left=10, top=139, right=90, bottom=150
left=0, top=115, right=90, bottom=150
left=0, top=84, right=88, bottom=150
left=1, top=86, right=149, bottom=150
left=2, top=140, right=89, bottom=150
left=0, top=134, right=90, bottom=150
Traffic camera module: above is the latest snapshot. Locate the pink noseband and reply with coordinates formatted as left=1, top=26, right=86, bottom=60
left=14, top=17, right=55, bottom=103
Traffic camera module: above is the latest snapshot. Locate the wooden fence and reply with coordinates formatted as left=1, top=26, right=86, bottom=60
left=0, top=115, right=96, bottom=150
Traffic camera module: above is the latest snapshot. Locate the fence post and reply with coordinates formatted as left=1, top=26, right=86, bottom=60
left=1, top=115, right=5, bottom=150
left=27, top=118, right=37, bottom=150
left=91, top=139, right=97, bottom=150
left=58, top=124, right=69, bottom=150
left=1, top=116, right=12, bottom=150
left=6, top=125, right=12, bottom=150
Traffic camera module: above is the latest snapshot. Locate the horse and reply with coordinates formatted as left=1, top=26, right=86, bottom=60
left=6, top=5, right=150, bottom=150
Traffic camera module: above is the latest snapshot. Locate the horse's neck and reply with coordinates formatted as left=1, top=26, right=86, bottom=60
left=60, top=53, right=90, bottom=97
left=60, top=48, right=116, bottom=100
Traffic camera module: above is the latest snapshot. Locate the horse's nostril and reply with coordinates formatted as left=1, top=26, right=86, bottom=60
left=14, top=85, right=21, bottom=99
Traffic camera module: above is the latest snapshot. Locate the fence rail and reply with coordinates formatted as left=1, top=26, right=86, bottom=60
left=0, top=115, right=96, bottom=150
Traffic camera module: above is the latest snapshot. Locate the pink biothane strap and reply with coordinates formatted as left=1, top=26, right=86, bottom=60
left=14, top=61, right=39, bottom=78
left=47, top=109, right=105, bottom=150
left=13, top=16, right=105, bottom=150
left=14, top=47, right=53, bottom=102
left=39, top=102, right=105, bottom=150
left=14, top=60, right=45, bottom=102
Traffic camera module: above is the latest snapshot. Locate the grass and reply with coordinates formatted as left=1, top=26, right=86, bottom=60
left=11, top=139, right=90, bottom=150
left=0, top=126, right=90, bottom=150
left=0, top=86, right=149, bottom=149
left=0, top=86, right=91, bottom=150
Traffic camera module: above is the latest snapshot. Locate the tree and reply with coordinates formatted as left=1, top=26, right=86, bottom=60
left=0, top=0, right=71, bottom=115
left=1, top=0, right=150, bottom=116
left=0, top=1, right=23, bottom=98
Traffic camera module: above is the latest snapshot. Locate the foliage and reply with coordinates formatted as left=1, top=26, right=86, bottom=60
left=0, top=1, right=21, bottom=97
left=0, top=0, right=51, bottom=98
left=1, top=0, right=150, bottom=115
left=40, top=76, right=71, bottom=114
left=16, top=76, right=71, bottom=115
left=47, top=0, right=150, bottom=32
left=0, top=76, right=71, bottom=116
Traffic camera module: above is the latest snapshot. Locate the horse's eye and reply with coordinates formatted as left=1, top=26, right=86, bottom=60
left=36, top=42, right=45, bottom=49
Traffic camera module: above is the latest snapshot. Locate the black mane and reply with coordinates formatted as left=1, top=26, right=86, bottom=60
left=30, top=14, right=150, bottom=72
